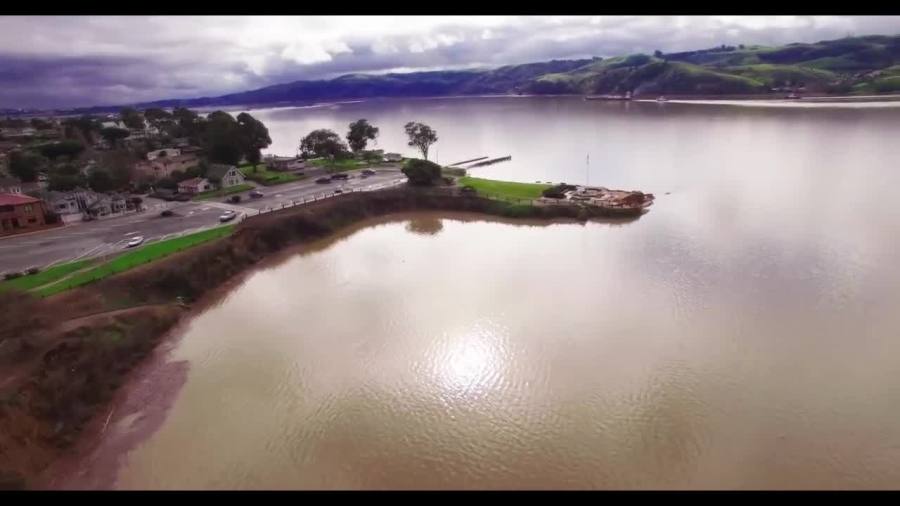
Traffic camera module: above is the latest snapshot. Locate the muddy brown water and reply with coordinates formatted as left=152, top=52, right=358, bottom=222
left=61, top=97, right=900, bottom=489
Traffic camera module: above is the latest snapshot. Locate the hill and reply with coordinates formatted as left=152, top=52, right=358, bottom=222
left=60, top=34, right=900, bottom=114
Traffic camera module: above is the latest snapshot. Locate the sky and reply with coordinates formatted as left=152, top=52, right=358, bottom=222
left=1, top=16, right=899, bottom=109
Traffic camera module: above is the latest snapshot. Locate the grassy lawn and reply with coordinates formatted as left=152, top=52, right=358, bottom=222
left=308, top=157, right=370, bottom=173
left=0, top=259, right=95, bottom=292
left=192, top=183, right=255, bottom=201
left=238, top=164, right=303, bottom=186
left=36, top=225, right=236, bottom=297
left=457, top=176, right=551, bottom=201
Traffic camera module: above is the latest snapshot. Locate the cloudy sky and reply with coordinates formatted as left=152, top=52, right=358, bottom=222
left=1, top=16, right=899, bottom=109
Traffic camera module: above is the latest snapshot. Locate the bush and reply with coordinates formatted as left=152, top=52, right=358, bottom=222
left=26, top=267, right=40, bottom=276
left=542, top=183, right=577, bottom=199
left=3, top=272, right=23, bottom=280
left=402, top=158, right=443, bottom=186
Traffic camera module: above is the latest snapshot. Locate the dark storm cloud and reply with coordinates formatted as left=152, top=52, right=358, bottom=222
left=0, top=16, right=898, bottom=109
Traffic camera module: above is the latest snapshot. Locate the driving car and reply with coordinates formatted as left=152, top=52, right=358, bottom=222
left=330, top=173, right=349, bottom=180
left=250, top=190, right=264, bottom=198
left=126, top=236, right=145, bottom=248
left=160, top=209, right=174, bottom=217
left=361, top=169, right=376, bottom=176
left=219, top=211, right=237, bottom=223
left=315, top=177, right=331, bottom=184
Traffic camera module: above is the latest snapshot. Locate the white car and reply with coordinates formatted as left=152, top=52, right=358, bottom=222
left=219, top=211, right=237, bottom=223
left=126, top=236, right=145, bottom=248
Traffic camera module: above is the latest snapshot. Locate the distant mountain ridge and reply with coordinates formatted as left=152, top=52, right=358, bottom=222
left=56, top=34, right=900, bottom=114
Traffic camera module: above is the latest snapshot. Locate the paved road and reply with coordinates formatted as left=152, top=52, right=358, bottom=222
left=0, top=168, right=406, bottom=273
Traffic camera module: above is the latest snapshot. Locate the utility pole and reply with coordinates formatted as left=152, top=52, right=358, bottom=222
left=586, top=153, right=590, bottom=187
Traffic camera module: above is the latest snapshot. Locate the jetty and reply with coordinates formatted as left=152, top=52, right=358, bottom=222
left=448, top=156, right=489, bottom=167
left=468, top=156, right=512, bottom=168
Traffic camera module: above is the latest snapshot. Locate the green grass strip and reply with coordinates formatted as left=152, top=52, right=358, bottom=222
left=457, top=176, right=551, bottom=200
left=0, top=259, right=95, bottom=292
left=36, top=225, right=236, bottom=297
left=239, top=165, right=303, bottom=186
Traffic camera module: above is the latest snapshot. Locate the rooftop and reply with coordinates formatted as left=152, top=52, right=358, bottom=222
left=0, top=193, right=40, bottom=206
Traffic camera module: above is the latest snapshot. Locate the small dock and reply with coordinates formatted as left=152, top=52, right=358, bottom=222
left=468, top=156, right=512, bottom=168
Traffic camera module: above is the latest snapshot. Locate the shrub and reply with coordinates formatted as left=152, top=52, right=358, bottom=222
left=26, top=267, right=40, bottom=276
left=542, top=183, right=577, bottom=199
left=402, top=158, right=443, bottom=186
left=3, top=272, right=23, bottom=280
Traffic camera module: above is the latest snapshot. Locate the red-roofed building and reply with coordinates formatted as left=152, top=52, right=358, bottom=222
left=0, top=193, right=53, bottom=236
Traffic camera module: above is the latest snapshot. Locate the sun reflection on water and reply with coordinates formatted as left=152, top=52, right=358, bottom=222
left=433, top=322, right=507, bottom=395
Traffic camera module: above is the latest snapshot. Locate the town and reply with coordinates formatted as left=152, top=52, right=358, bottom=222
left=0, top=109, right=407, bottom=273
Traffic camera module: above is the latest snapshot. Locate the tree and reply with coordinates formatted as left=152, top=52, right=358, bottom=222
left=346, top=119, right=379, bottom=153
left=204, top=111, right=244, bottom=165
left=37, top=140, right=85, bottom=160
left=8, top=152, right=45, bottom=182
left=404, top=122, right=438, bottom=160
left=30, top=118, right=53, bottom=130
left=155, top=177, right=177, bottom=190
left=87, top=169, right=114, bottom=193
left=654, top=50, right=663, bottom=58
left=401, top=158, right=442, bottom=186
left=236, top=112, right=272, bottom=165
left=47, top=173, right=84, bottom=192
left=299, top=129, right=349, bottom=159
left=100, top=127, right=130, bottom=147
left=120, top=107, right=145, bottom=129
left=144, top=108, right=172, bottom=124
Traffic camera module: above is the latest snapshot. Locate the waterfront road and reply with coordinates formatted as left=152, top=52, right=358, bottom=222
left=0, top=168, right=406, bottom=273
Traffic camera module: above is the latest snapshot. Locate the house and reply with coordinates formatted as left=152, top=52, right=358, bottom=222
left=146, top=148, right=181, bottom=161
left=134, top=153, right=200, bottom=179
left=0, top=193, right=52, bottom=236
left=85, top=193, right=127, bottom=218
left=384, top=152, right=403, bottom=162
left=177, top=177, right=213, bottom=195
left=207, top=164, right=245, bottom=188
left=0, top=177, right=21, bottom=194
left=264, top=155, right=306, bottom=172
left=43, top=189, right=95, bottom=223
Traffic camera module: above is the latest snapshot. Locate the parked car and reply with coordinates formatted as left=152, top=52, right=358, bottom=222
left=361, top=169, right=376, bottom=176
left=126, top=236, right=145, bottom=248
left=334, top=189, right=343, bottom=194
left=219, top=211, right=237, bottom=223
left=316, top=177, right=331, bottom=184
left=160, top=209, right=174, bottom=217
left=250, top=190, right=264, bottom=198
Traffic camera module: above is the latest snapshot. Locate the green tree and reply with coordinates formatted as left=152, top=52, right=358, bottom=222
left=204, top=111, right=244, bottom=165
left=401, top=158, right=442, bottom=186
left=144, top=107, right=172, bottom=124
left=47, top=173, right=84, bottom=192
left=100, top=127, right=130, bottom=147
left=155, top=177, right=177, bottom=190
left=37, top=140, right=85, bottom=160
left=654, top=50, right=663, bottom=58
left=8, top=151, right=45, bottom=182
left=120, top=107, right=145, bottom=129
left=299, top=129, right=349, bottom=159
left=87, top=169, right=115, bottom=193
left=346, top=119, right=379, bottom=153
left=404, top=122, right=438, bottom=160
left=236, top=112, right=272, bottom=166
